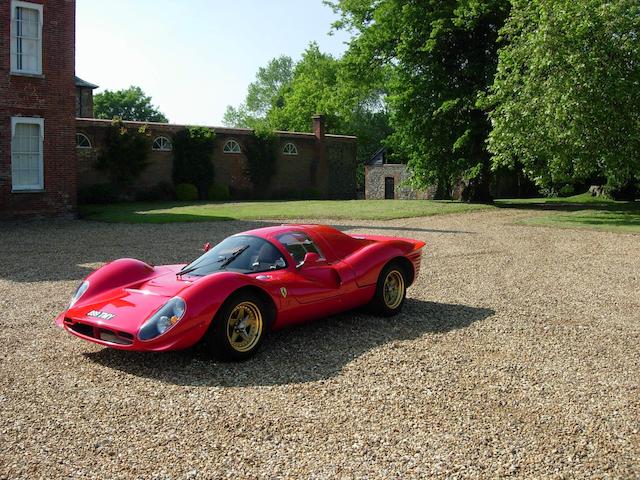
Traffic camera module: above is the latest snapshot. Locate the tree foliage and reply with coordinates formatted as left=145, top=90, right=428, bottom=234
left=223, top=56, right=294, bottom=129
left=172, top=127, right=216, bottom=198
left=94, top=86, right=168, bottom=123
left=330, top=0, right=511, bottom=200
left=95, top=119, right=152, bottom=190
left=224, top=43, right=392, bottom=189
left=486, top=0, right=640, bottom=196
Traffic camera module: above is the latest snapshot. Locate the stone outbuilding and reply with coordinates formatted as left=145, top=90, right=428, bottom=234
left=364, top=148, right=435, bottom=200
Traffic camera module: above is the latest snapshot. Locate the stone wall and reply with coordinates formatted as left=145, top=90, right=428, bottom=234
left=365, top=164, right=435, bottom=200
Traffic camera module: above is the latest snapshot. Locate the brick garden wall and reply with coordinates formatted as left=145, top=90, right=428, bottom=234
left=0, top=0, right=77, bottom=218
left=75, top=119, right=357, bottom=200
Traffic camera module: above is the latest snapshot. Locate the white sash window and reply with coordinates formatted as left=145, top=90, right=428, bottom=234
left=10, top=1, right=43, bottom=75
left=11, top=117, right=44, bottom=191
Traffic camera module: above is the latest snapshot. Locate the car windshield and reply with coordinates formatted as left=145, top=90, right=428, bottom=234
left=180, top=235, right=286, bottom=276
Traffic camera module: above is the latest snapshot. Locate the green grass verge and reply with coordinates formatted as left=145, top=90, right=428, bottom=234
left=495, top=193, right=640, bottom=233
left=79, top=193, right=639, bottom=232
left=79, top=199, right=491, bottom=223
left=520, top=210, right=640, bottom=233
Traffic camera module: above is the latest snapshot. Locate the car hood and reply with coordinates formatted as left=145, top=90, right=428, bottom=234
left=65, top=266, right=194, bottom=332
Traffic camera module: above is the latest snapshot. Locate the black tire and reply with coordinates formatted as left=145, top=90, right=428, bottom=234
left=205, top=291, right=270, bottom=361
left=368, top=261, right=408, bottom=317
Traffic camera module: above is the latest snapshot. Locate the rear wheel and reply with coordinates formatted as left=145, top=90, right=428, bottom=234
left=206, top=292, right=269, bottom=361
left=368, top=262, right=408, bottom=317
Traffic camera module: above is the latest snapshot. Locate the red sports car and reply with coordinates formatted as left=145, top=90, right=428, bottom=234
left=56, top=224, right=425, bottom=360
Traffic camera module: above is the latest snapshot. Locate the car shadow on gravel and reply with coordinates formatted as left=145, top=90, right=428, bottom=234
left=84, top=299, right=494, bottom=387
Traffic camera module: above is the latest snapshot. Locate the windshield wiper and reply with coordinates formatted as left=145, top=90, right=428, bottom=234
left=219, top=244, right=250, bottom=270
left=176, top=245, right=249, bottom=277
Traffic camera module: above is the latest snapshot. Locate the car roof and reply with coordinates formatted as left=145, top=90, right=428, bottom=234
left=239, top=224, right=334, bottom=239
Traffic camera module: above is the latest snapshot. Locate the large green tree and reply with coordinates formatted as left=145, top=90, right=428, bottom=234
left=225, top=43, right=392, bottom=188
left=486, top=0, right=640, bottom=196
left=330, top=0, right=511, bottom=200
left=94, top=86, right=168, bottom=123
left=223, top=56, right=294, bottom=129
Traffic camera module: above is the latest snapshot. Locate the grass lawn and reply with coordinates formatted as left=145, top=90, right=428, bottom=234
left=79, top=193, right=639, bottom=233
left=79, top=199, right=491, bottom=223
left=495, top=193, right=640, bottom=233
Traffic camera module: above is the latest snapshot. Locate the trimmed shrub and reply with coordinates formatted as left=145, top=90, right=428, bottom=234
left=175, top=183, right=199, bottom=201
left=136, top=182, right=175, bottom=201
left=557, top=184, right=574, bottom=197
left=78, top=184, right=119, bottom=204
left=173, top=127, right=216, bottom=199
left=208, top=184, right=230, bottom=201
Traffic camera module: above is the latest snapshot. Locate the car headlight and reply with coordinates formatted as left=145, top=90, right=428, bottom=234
left=69, top=281, right=89, bottom=309
left=138, top=297, right=186, bottom=341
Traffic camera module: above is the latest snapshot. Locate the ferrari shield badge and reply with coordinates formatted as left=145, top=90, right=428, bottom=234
left=280, top=287, right=287, bottom=298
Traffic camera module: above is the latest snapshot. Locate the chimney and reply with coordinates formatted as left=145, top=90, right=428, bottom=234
left=312, top=114, right=325, bottom=140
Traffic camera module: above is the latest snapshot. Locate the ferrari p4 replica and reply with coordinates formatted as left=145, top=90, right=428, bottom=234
left=56, top=224, right=425, bottom=360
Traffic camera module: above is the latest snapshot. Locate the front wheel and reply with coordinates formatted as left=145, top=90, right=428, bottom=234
left=368, top=262, right=408, bottom=317
left=206, top=292, right=268, bottom=361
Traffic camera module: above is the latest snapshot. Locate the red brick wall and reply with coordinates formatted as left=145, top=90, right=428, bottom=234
left=76, top=86, right=93, bottom=117
left=75, top=119, right=357, bottom=199
left=0, top=0, right=77, bottom=218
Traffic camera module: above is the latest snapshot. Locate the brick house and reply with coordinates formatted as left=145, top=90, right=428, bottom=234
left=0, top=0, right=77, bottom=217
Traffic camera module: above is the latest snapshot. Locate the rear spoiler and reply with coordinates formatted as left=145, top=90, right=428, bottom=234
left=350, top=234, right=425, bottom=251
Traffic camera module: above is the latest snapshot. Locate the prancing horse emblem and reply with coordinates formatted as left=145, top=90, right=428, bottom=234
left=280, top=287, right=287, bottom=298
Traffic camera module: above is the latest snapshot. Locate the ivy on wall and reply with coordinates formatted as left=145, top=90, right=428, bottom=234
left=172, top=127, right=216, bottom=199
left=245, top=128, right=278, bottom=197
left=327, top=143, right=357, bottom=199
left=95, top=118, right=151, bottom=191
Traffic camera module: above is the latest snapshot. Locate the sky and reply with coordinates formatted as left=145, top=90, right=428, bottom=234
left=76, top=0, right=351, bottom=126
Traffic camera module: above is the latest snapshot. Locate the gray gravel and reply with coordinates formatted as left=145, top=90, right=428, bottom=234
left=0, top=210, right=638, bottom=479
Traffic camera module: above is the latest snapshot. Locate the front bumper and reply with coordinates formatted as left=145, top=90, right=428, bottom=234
left=56, top=312, right=206, bottom=352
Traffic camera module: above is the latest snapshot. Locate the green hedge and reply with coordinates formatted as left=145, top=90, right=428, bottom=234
left=175, top=183, right=199, bottom=201
left=208, top=184, right=230, bottom=201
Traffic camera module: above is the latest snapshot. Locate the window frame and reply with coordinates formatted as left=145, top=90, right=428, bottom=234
left=10, top=0, right=43, bottom=76
left=276, top=231, right=326, bottom=266
left=75, top=132, right=92, bottom=149
left=152, top=136, right=173, bottom=152
left=11, top=116, right=44, bottom=192
left=223, top=139, right=241, bottom=154
left=282, top=142, right=298, bottom=155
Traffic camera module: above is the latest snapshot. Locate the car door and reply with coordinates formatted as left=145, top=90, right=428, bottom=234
left=275, top=232, right=343, bottom=305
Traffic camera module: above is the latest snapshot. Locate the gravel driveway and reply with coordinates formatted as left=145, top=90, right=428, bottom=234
left=1, top=210, right=638, bottom=479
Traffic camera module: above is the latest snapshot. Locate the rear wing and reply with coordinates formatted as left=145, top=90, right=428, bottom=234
left=350, top=234, right=426, bottom=252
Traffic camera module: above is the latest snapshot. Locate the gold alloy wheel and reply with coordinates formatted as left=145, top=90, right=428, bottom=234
left=383, top=270, right=405, bottom=309
left=226, top=301, right=263, bottom=352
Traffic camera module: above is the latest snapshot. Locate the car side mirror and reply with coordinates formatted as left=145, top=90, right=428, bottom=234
left=297, top=252, right=321, bottom=270
left=202, top=242, right=211, bottom=252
